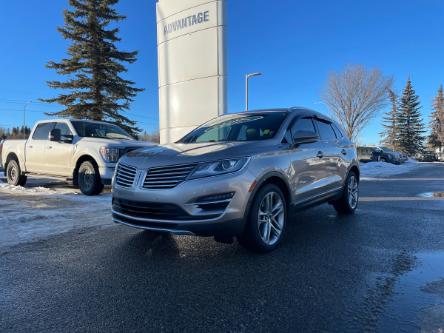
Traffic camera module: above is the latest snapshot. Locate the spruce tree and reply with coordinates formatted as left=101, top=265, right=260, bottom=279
left=41, top=0, right=143, bottom=136
left=397, top=79, right=425, bottom=155
left=380, top=89, right=399, bottom=150
left=428, top=85, right=444, bottom=152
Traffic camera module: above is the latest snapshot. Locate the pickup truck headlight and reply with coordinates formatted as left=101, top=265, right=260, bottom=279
left=188, top=157, right=250, bottom=180
left=100, top=147, right=120, bottom=163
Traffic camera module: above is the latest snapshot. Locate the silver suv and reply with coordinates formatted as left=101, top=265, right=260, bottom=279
left=112, top=108, right=360, bottom=252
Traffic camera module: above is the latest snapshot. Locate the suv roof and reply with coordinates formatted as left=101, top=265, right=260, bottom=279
left=238, top=107, right=333, bottom=122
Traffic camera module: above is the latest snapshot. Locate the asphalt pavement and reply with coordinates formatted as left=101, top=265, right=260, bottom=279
left=1, top=163, right=444, bottom=332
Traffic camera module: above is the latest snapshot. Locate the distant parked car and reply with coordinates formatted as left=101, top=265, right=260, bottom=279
left=357, top=146, right=376, bottom=162
left=415, top=151, right=438, bottom=162
left=371, top=147, right=406, bottom=164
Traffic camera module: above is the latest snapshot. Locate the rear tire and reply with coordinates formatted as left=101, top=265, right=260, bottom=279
left=238, top=184, right=287, bottom=253
left=333, top=171, right=359, bottom=215
left=6, top=159, right=27, bottom=187
left=77, top=160, right=103, bottom=196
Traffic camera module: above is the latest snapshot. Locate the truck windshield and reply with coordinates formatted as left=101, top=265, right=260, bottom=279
left=178, top=112, right=288, bottom=144
left=72, top=121, right=133, bottom=140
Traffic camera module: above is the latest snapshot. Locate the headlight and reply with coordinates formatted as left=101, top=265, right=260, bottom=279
left=188, top=157, right=250, bottom=180
left=100, top=147, right=120, bottom=163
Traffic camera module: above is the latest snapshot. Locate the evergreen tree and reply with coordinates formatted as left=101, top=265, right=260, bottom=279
left=397, top=79, right=425, bottom=155
left=380, top=89, right=399, bottom=149
left=428, top=85, right=444, bottom=152
left=41, top=0, right=143, bottom=136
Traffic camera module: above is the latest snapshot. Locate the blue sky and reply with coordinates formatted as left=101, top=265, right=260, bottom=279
left=0, top=0, right=443, bottom=144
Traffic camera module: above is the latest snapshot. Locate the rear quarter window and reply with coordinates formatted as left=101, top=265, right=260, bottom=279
left=315, top=120, right=337, bottom=141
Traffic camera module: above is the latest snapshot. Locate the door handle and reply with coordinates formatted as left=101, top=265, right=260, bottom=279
left=28, top=145, right=33, bottom=149
left=341, top=149, right=347, bottom=155
left=317, top=151, right=324, bottom=158
left=48, top=146, right=53, bottom=149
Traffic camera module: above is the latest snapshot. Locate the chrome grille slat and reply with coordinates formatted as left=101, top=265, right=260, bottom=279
left=120, top=168, right=134, bottom=175
left=145, top=175, right=187, bottom=181
left=144, top=181, right=183, bottom=185
left=116, top=163, right=137, bottom=188
left=117, top=174, right=134, bottom=181
left=148, top=167, right=196, bottom=174
left=143, top=163, right=197, bottom=189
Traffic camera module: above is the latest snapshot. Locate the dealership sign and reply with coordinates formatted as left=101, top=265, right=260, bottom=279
left=163, top=11, right=210, bottom=35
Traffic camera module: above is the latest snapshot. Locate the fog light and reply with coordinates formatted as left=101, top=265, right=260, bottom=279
left=193, top=192, right=235, bottom=204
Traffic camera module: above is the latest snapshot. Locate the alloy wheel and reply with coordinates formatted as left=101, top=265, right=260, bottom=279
left=8, top=164, right=18, bottom=183
left=348, top=175, right=359, bottom=209
left=80, top=166, right=95, bottom=191
left=257, top=191, right=285, bottom=246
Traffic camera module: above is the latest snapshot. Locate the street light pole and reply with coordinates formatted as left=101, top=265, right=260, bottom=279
left=245, top=72, right=262, bottom=111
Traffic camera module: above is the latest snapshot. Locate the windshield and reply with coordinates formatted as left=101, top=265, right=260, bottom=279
left=72, top=121, right=133, bottom=140
left=178, top=112, right=288, bottom=144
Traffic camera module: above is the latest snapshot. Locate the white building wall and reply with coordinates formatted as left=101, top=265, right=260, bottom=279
left=156, top=0, right=227, bottom=144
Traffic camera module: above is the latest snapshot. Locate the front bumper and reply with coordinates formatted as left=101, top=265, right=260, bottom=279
left=112, top=171, right=255, bottom=237
left=99, top=164, right=117, bottom=184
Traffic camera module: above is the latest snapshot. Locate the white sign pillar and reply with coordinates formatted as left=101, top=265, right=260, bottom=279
left=156, top=0, right=227, bottom=144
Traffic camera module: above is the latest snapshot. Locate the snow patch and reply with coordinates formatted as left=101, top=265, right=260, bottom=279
left=0, top=183, right=68, bottom=195
left=360, top=160, right=420, bottom=178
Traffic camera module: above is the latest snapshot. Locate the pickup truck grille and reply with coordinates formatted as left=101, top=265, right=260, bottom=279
left=143, top=163, right=197, bottom=189
left=115, top=163, right=137, bottom=188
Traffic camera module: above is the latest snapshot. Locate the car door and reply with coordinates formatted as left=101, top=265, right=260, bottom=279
left=44, top=122, right=75, bottom=176
left=287, top=116, right=328, bottom=204
left=331, top=122, right=353, bottom=183
left=25, top=122, right=55, bottom=173
left=313, top=118, right=343, bottom=192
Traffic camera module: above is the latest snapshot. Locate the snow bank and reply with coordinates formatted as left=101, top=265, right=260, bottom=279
left=360, top=160, right=419, bottom=178
left=0, top=176, right=111, bottom=197
left=0, top=177, right=112, bottom=248
left=0, top=183, right=70, bottom=195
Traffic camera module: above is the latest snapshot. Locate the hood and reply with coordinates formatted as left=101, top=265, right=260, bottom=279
left=121, top=141, right=272, bottom=168
left=77, top=137, right=155, bottom=148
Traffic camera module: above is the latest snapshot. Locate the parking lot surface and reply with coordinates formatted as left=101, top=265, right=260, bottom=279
left=1, top=163, right=444, bottom=332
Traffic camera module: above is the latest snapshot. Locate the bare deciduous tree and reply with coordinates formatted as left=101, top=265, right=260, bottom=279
left=322, top=65, right=393, bottom=142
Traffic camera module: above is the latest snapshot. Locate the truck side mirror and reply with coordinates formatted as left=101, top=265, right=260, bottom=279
left=63, top=134, right=74, bottom=143
left=49, top=129, right=61, bottom=142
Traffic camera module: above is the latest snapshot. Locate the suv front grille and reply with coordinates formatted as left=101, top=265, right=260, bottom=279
left=115, top=163, right=137, bottom=188
left=143, top=163, right=197, bottom=189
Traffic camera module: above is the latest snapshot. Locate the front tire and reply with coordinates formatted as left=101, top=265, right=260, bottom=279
left=77, top=160, right=103, bottom=196
left=333, top=171, right=359, bottom=214
left=238, top=184, right=287, bottom=253
left=6, top=159, right=27, bottom=187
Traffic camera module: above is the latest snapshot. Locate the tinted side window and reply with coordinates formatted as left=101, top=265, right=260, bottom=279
left=32, top=123, right=55, bottom=140
left=315, top=120, right=337, bottom=141
left=332, top=123, right=345, bottom=138
left=54, top=123, right=72, bottom=138
left=291, top=118, right=316, bottom=135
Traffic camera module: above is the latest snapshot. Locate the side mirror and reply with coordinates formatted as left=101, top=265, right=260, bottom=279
left=63, top=134, right=74, bottom=143
left=292, top=130, right=319, bottom=145
left=49, top=129, right=61, bottom=142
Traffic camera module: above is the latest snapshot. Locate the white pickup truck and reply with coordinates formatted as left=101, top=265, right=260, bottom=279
left=0, top=119, right=153, bottom=195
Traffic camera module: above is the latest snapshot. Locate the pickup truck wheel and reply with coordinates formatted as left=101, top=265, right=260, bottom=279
left=238, top=184, right=287, bottom=253
left=78, top=161, right=103, bottom=196
left=6, top=160, right=27, bottom=187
